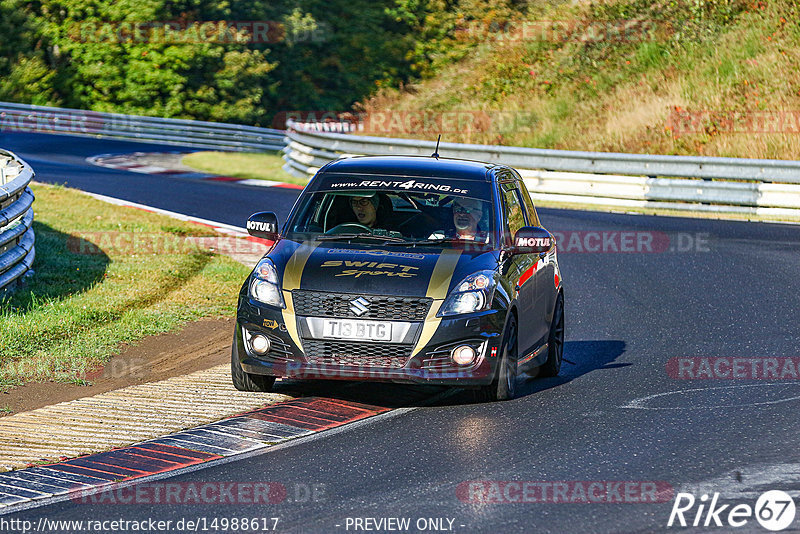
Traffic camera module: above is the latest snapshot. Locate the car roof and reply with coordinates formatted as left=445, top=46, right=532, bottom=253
left=318, top=155, right=505, bottom=182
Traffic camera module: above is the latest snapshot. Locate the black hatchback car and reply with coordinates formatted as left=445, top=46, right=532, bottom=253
left=232, top=155, right=564, bottom=401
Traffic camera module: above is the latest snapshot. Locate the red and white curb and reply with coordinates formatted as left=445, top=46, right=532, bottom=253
left=87, top=152, right=303, bottom=190
left=0, top=397, right=390, bottom=511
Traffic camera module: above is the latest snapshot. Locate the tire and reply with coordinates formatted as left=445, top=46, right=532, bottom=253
left=538, top=292, right=564, bottom=378
left=231, top=338, right=276, bottom=392
left=475, top=314, right=518, bottom=402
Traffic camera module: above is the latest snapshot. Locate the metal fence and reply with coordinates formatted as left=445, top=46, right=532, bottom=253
left=0, top=149, right=35, bottom=294
left=0, top=101, right=285, bottom=152
left=283, top=121, right=800, bottom=217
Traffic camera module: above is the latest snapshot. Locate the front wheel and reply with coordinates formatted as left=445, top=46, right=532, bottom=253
left=475, top=315, right=518, bottom=402
left=538, top=292, right=564, bottom=378
left=231, top=338, right=276, bottom=392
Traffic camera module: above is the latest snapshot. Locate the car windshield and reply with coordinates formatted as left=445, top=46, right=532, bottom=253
left=284, top=187, right=495, bottom=247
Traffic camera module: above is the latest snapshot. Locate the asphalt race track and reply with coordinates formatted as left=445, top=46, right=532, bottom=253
left=2, top=131, right=800, bottom=533
left=0, top=132, right=301, bottom=226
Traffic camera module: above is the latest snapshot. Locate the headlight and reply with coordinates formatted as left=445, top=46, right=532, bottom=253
left=249, top=258, right=285, bottom=308
left=438, top=271, right=496, bottom=317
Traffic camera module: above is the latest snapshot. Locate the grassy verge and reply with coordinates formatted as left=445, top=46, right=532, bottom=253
left=0, top=184, right=250, bottom=392
left=361, top=0, right=800, bottom=160
left=181, top=151, right=308, bottom=186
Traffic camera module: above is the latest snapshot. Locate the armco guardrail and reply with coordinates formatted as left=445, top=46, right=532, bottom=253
left=0, top=101, right=285, bottom=152
left=0, top=149, right=35, bottom=294
left=283, top=121, right=800, bottom=217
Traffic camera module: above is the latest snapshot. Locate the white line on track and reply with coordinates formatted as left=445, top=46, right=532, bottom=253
left=679, top=463, right=800, bottom=499
left=73, top=187, right=247, bottom=234
left=621, top=383, right=800, bottom=410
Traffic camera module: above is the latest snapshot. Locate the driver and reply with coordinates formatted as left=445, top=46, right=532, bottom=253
left=350, top=195, right=379, bottom=227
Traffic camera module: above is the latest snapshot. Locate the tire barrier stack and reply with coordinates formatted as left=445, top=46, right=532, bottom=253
left=0, top=149, right=35, bottom=294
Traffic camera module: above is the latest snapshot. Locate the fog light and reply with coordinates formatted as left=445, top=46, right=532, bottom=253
left=451, top=345, right=477, bottom=366
left=250, top=334, right=271, bottom=355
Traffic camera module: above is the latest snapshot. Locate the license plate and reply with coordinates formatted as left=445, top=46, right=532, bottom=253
left=322, top=319, right=392, bottom=341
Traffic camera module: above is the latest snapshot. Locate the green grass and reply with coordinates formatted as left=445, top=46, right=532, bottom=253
left=360, top=0, right=800, bottom=160
left=181, top=151, right=309, bottom=185
left=0, top=184, right=251, bottom=392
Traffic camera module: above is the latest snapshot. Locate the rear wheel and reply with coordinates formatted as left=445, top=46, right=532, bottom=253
left=475, top=315, right=518, bottom=402
left=231, top=338, right=276, bottom=392
left=538, top=292, right=564, bottom=378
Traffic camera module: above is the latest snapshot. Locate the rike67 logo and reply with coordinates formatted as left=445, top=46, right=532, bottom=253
left=668, top=491, right=797, bottom=531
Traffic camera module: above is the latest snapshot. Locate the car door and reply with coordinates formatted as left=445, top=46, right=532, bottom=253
left=498, top=179, right=540, bottom=357
left=514, top=174, right=558, bottom=334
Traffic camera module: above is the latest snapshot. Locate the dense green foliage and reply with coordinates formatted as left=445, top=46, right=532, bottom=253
left=0, top=0, right=530, bottom=125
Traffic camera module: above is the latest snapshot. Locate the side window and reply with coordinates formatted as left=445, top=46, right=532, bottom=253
left=517, top=185, right=540, bottom=227
left=509, top=170, right=540, bottom=227
left=500, top=181, right=526, bottom=245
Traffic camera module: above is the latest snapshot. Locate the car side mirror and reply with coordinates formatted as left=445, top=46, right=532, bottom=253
left=513, top=226, right=554, bottom=254
left=246, top=212, right=279, bottom=240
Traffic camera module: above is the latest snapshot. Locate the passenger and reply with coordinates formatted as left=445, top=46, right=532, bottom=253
left=452, top=197, right=485, bottom=241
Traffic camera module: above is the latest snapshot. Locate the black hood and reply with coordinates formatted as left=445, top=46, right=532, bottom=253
left=267, top=239, right=499, bottom=298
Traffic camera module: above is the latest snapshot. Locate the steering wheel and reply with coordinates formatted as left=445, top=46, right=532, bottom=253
left=325, top=223, right=374, bottom=235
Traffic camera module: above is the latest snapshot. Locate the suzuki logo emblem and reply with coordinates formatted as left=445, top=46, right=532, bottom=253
left=349, top=297, right=370, bottom=316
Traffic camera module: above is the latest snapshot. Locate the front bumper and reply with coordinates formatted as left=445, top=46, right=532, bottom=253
left=235, top=297, right=504, bottom=386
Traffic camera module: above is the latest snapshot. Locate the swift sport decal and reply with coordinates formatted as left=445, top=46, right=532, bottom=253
left=321, top=260, right=420, bottom=278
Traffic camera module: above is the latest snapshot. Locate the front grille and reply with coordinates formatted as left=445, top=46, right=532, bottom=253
left=303, top=340, right=411, bottom=368
left=293, top=290, right=431, bottom=321
left=246, top=330, right=295, bottom=361
left=264, top=332, right=294, bottom=361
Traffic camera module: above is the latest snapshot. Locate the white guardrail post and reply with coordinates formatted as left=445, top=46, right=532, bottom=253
left=0, top=149, right=35, bottom=294
left=282, top=120, right=800, bottom=218
left=0, top=101, right=286, bottom=152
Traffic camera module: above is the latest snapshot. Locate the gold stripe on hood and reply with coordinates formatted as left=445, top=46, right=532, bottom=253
left=412, top=249, right=462, bottom=356
left=281, top=241, right=318, bottom=353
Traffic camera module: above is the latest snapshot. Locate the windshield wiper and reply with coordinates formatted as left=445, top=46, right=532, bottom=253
left=315, top=233, right=409, bottom=243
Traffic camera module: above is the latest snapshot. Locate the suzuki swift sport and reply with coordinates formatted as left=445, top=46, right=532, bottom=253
left=232, top=155, right=564, bottom=401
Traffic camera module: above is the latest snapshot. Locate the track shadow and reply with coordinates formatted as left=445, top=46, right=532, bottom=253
left=269, top=340, right=627, bottom=409
left=272, top=378, right=449, bottom=409
left=1, top=221, right=110, bottom=310
left=433, top=339, right=628, bottom=406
